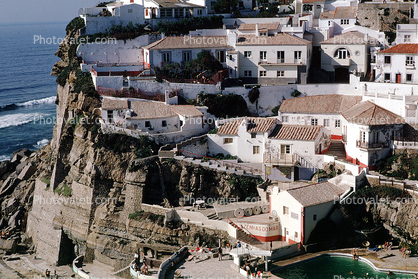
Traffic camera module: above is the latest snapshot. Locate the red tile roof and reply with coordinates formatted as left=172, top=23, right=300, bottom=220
left=319, top=6, right=357, bottom=19
left=102, top=98, right=129, bottom=110
left=217, top=117, right=277, bottom=135
left=144, top=36, right=230, bottom=50
left=170, top=105, right=203, bottom=118
left=341, top=101, right=405, bottom=125
left=320, top=31, right=366, bottom=45
left=236, top=33, right=311, bottom=46
left=319, top=11, right=335, bottom=19
left=287, top=181, right=346, bottom=207
left=269, top=125, right=322, bottom=141
left=128, top=101, right=178, bottom=120
left=238, top=22, right=280, bottom=32
left=279, top=94, right=362, bottom=114
left=379, top=44, right=418, bottom=54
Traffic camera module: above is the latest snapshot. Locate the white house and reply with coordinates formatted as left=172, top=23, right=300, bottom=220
left=341, top=101, right=404, bottom=169
left=142, top=35, right=232, bottom=69
left=234, top=33, right=313, bottom=85
left=278, top=94, right=362, bottom=141
left=396, top=24, right=418, bottom=44
left=269, top=181, right=346, bottom=244
left=208, top=117, right=330, bottom=181
left=237, top=22, right=281, bottom=36
left=142, top=0, right=207, bottom=20
left=320, top=31, right=370, bottom=82
left=79, top=2, right=145, bottom=35
left=101, top=97, right=209, bottom=142
left=372, top=44, right=418, bottom=84
left=318, top=6, right=357, bottom=36
left=301, top=0, right=324, bottom=19
left=208, top=117, right=278, bottom=163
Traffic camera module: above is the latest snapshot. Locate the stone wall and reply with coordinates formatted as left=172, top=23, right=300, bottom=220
left=176, top=135, right=208, bottom=157
left=357, top=3, right=413, bottom=31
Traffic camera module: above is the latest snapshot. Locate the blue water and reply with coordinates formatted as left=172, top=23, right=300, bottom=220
left=273, top=255, right=415, bottom=279
left=0, top=23, right=67, bottom=160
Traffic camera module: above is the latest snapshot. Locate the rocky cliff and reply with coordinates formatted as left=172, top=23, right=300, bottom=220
left=0, top=18, right=262, bottom=275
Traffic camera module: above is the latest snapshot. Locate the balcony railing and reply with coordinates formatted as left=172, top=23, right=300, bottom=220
left=405, top=61, right=415, bottom=68
left=263, top=153, right=295, bottom=165
left=356, top=140, right=383, bottom=149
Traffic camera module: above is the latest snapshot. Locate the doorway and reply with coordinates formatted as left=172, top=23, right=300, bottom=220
left=335, top=67, right=349, bottom=83
left=396, top=73, right=401, bottom=83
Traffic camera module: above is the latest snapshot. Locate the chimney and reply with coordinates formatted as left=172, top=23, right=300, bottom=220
left=364, top=33, right=369, bottom=43
left=165, top=90, right=170, bottom=105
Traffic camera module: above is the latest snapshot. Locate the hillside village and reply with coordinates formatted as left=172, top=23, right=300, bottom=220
left=17, top=0, right=418, bottom=278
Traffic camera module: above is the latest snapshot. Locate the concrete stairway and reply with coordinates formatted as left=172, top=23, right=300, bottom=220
left=324, top=141, right=346, bottom=160
left=207, top=212, right=219, bottom=220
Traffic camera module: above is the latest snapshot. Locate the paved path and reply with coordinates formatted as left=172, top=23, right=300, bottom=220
left=176, top=257, right=244, bottom=279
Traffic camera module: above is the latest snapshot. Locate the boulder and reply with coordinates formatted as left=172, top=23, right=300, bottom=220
left=0, top=239, right=17, bottom=254
left=17, top=164, right=37, bottom=181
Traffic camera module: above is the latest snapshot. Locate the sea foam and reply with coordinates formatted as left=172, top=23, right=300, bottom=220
left=0, top=113, right=46, bottom=129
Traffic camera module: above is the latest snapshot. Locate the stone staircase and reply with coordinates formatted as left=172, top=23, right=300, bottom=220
left=324, top=141, right=346, bottom=160
left=227, top=218, right=262, bottom=246
left=207, top=212, right=219, bottom=220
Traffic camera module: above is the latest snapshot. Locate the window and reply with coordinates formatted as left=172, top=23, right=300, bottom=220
left=372, top=131, right=379, bottom=143
left=244, top=70, right=252, bottom=77
left=295, top=232, right=298, bottom=238
left=283, top=206, right=289, bottom=215
left=384, top=73, right=390, bottom=81
left=197, top=9, right=202, bottom=15
left=407, top=74, right=413, bottom=82
left=324, top=119, right=330, bottom=127
left=311, top=118, right=318, bottom=126
left=360, top=131, right=366, bottom=143
left=180, top=120, right=184, bottom=126
left=260, top=51, right=267, bottom=60
left=406, top=56, right=414, bottom=66
left=341, top=19, right=349, bottom=25
left=244, top=51, right=252, bottom=58
left=251, top=133, right=256, bottom=138
left=277, top=71, right=284, bottom=77
left=217, top=50, right=225, bottom=63
left=162, top=52, right=171, bottom=63
left=328, top=20, right=332, bottom=26
left=303, top=4, right=312, bottom=11
left=384, top=56, right=391, bottom=64
left=128, top=9, right=133, bottom=13
left=253, top=146, right=260, bottom=154
left=183, top=51, right=191, bottom=62
left=162, top=120, right=167, bottom=127
left=335, top=119, right=340, bottom=128
left=145, top=121, right=151, bottom=128
left=282, top=145, right=291, bottom=154
left=277, top=51, right=284, bottom=63
left=404, top=35, right=411, bottom=42
left=107, top=110, right=113, bottom=123
left=224, top=138, right=233, bottom=144
left=294, top=51, right=302, bottom=60
left=313, top=214, right=317, bottom=221
left=259, top=32, right=267, bottom=36
left=316, top=4, right=321, bottom=9
left=259, top=71, right=266, bottom=77
left=335, top=48, right=349, bottom=59
left=282, top=116, right=288, bottom=123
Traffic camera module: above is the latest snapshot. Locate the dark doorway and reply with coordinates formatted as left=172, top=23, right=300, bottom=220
left=335, top=67, right=349, bottom=83
left=58, top=230, right=77, bottom=266
left=396, top=73, right=401, bottom=83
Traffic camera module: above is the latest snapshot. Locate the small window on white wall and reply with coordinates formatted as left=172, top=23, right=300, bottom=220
left=311, top=118, right=318, bottom=126
left=335, top=119, right=340, bottom=128
left=282, top=116, right=288, bottom=123
left=324, top=119, right=330, bottom=127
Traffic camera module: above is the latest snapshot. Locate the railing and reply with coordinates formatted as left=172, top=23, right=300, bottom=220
left=263, top=153, right=295, bottom=165
left=356, top=140, right=383, bottom=149
left=177, top=150, right=264, bottom=175
left=97, top=86, right=175, bottom=101
left=294, top=151, right=317, bottom=171
left=226, top=217, right=260, bottom=244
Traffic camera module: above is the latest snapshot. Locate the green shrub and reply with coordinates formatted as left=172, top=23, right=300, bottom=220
left=55, top=184, right=72, bottom=197
left=197, top=93, right=249, bottom=118
left=42, top=178, right=51, bottom=186
left=129, top=211, right=165, bottom=226
left=291, top=89, right=302, bottom=97
left=271, top=105, right=281, bottom=116
left=248, top=87, right=260, bottom=103
left=208, top=128, right=218, bottom=134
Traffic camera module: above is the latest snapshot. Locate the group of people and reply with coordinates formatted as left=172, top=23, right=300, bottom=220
left=133, top=252, right=150, bottom=276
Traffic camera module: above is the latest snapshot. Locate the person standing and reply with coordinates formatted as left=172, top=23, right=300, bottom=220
left=218, top=247, right=223, bottom=261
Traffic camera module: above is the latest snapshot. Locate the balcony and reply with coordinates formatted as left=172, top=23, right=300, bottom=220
left=331, top=58, right=351, bottom=66
left=258, top=59, right=305, bottom=66
left=263, top=153, right=295, bottom=165
left=405, top=61, right=415, bottom=69
left=356, top=140, right=383, bottom=149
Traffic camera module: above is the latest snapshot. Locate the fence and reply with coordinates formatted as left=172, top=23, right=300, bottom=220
left=97, top=86, right=175, bottom=101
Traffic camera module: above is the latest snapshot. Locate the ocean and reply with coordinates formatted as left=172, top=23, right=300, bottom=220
left=0, top=22, right=67, bottom=161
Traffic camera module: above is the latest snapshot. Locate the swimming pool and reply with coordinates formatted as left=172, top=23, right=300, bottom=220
left=272, top=253, right=416, bottom=279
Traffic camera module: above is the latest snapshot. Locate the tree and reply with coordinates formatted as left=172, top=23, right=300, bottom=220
left=213, top=0, right=239, bottom=13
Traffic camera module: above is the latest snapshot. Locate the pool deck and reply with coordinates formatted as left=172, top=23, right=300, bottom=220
left=271, top=247, right=418, bottom=273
